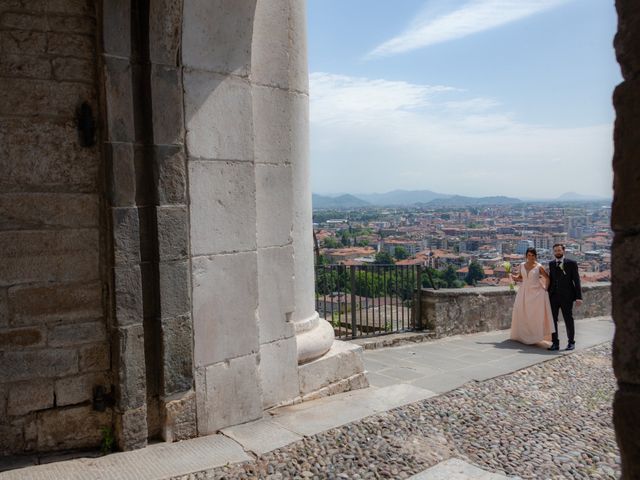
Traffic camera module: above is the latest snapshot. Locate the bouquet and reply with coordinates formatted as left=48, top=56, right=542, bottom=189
left=503, top=261, right=515, bottom=291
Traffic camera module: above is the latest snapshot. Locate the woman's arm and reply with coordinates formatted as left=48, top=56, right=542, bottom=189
left=538, top=264, right=550, bottom=288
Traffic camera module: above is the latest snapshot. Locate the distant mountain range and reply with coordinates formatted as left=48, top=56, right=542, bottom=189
left=312, top=189, right=609, bottom=209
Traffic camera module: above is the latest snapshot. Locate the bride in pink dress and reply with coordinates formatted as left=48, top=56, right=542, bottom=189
left=510, top=247, right=555, bottom=345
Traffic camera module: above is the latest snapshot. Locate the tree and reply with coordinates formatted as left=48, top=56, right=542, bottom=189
left=323, top=236, right=340, bottom=249
left=394, top=246, right=409, bottom=260
left=465, top=260, right=485, bottom=286
left=442, top=265, right=458, bottom=288
left=340, top=231, right=350, bottom=247
left=373, top=251, right=394, bottom=265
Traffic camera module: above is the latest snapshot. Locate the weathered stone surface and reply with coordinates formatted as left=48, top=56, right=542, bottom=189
left=184, top=71, right=254, bottom=161
left=8, top=281, right=102, bottom=327
left=0, top=193, right=99, bottom=230
left=7, top=381, right=54, bottom=416
left=0, top=327, right=45, bottom=349
left=614, top=0, right=640, bottom=80
left=0, top=421, right=25, bottom=455
left=189, top=160, right=256, bottom=255
left=157, top=206, right=189, bottom=261
left=103, top=55, right=134, bottom=142
left=298, top=340, right=365, bottom=396
left=421, top=283, right=612, bottom=338
left=52, top=56, right=93, bottom=82
left=0, top=118, right=98, bottom=192
left=46, top=0, right=96, bottom=16
left=251, top=0, right=290, bottom=89
left=161, top=315, right=193, bottom=395
left=0, top=30, right=47, bottom=55
left=149, top=0, right=182, bottom=65
left=48, top=320, right=106, bottom=347
left=154, top=145, right=187, bottom=205
left=259, top=337, right=298, bottom=409
left=253, top=86, right=293, bottom=165
left=106, top=142, right=136, bottom=207
left=48, top=12, right=95, bottom=34
left=257, top=246, right=295, bottom=344
left=113, top=265, right=144, bottom=326
left=288, top=0, right=309, bottom=93
left=0, top=288, right=8, bottom=329
left=161, top=390, right=197, bottom=442
left=37, top=405, right=109, bottom=451
left=47, top=32, right=94, bottom=58
left=150, top=64, right=184, bottom=145
left=0, top=12, right=47, bottom=30
left=0, top=348, right=77, bottom=382
left=612, top=234, right=640, bottom=385
left=182, top=0, right=255, bottom=75
left=0, top=53, right=51, bottom=79
left=112, top=207, right=141, bottom=265
left=115, top=405, right=148, bottom=451
left=192, top=251, right=259, bottom=366
left=55, top=372, right=108, bottom=407
left=202, top=354, right=262, bottom=433
left=79, top=342, right=110, bottom=373
left=614, top=388, right=640, bottom=479
left=114, top=324, right=147, bottom=411
left=256, top=164, right=293, bottom=248
left=102, top=0, right=129, bottom=56
left=159, top=260, right=191, bottom=318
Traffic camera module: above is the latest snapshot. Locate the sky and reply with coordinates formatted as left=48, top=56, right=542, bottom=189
left=307, top=0, right=621, bottom=199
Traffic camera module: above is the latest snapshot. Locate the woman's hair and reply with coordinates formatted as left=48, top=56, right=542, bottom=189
left=525, top=247, right=537, bottom=258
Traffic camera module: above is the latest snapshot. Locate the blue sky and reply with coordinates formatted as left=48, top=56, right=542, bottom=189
left=307, top=0, right=621, bottom=199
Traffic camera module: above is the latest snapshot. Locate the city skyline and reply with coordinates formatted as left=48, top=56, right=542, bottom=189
left=308, top=0, right=621, bottom=199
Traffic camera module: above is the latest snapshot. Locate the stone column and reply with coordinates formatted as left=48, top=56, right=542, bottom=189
left=612, top=1, right=640, bottom=478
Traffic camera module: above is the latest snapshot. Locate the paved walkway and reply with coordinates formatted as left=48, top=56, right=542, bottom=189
left=0, top=317, right=614, bottom=480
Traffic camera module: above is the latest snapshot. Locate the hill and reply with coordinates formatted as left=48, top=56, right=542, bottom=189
left=312, top=194, right=371, bottom=209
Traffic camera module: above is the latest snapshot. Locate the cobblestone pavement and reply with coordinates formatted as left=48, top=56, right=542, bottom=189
left=179, top=343, right=619, bottom=480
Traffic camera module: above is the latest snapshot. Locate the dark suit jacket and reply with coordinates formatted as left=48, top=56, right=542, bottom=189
left=548, top=258, right=582, bottom=302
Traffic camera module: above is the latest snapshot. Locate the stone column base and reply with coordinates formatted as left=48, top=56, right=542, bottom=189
left=295, top=312, right=334, bottom=364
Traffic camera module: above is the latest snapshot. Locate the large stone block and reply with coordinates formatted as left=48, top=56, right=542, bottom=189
left=52, top=56, right=93, bottom=82
left=161, top=390, right=197, bottom=442
left=0, top=348, right=77, bottom=382
left=112, top=207, right=141, bottom=265
left=0, top=288, right=8, bottom=329
left=149, top=0, right=182, bottom=65
left=182, top=0, right=256, bottom=75
left=612, top=79, right=640, bottom=231
left=0, top=421, right=25, bottom=455
left=257, top=246, right=295, bottom=344
left=153, top=145, right=187, bottom=205
left=612, top=234, right=640, bottom=384
left=79, top=341, right=110, bottom=373
left=114, top=405, right=148, bottom=451
left=184, top=71, right=254, bottom=161
left=114, top=324, right=147, bottom=410
left=614, top=0, right=640, bottom=80
left=102, top=0, right=130, bottom=56
left=201, top=354, right=262, bottom=433
left=0, top=30, right=47, bottom=55
left=0, top=118, right=98, bottom=192
left=113, top=265, right=144, bottom=327
left=103, top=55, right=135, bottom=143
left=0, top=53, right=51, bottom=79
left=256, top=164, right=293, bottom=248
left=48, top=12, right=95, bottom=34
left=253, top=85, right=293, bottom=165
left=0, top=12, right=48, bottom=30
left=189, top=160, right=257, bottom=255
left=48, top=320, right=106, bottom=347
left=106, top=142, right=136, bottom=207
left=161, top=315, right=194, bottom=395
left=151, top=65, right=184, bottom=145
left=251, top=0, right=290, bottom=89
left=0, top=193, right=99, bottom=230
left=0, top=229, right=99, bottom=286
left=159, top=260, right=191, bottom=318
left=192, top=251, right=259, bottom=366
left=7, top=381, right=54, bottom=416
left=0, top=327, right=45, bottom=349
left=8, top=281, right=102, bottom=327
left=298, top=341, right=366, bottom=396
left=259, top=337, right=298, bottom=409
left=157, top=206, right=189, bottom=261
left=37, top=405, right=110, bottom=451
left=288, top=0, right=309, bottom=93
left=47, top=32, right=94, bottom=58
left=289, top=91, right=309, bottom=167
left=55, top=372, right=109, bottom=407
left=614, top=388, right=640, bottom=479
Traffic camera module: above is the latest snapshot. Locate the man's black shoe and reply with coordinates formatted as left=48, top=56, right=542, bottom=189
left=565, top=343, right=575, bottom=351
left=548, top=344, right=560, bottom=351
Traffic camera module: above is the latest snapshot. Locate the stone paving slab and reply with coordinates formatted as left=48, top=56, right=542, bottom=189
left=220, top=419, right=303, bottom=456
left=408, top=458, right=520, bottom=480
left=0, top=434, right=250, bottom=480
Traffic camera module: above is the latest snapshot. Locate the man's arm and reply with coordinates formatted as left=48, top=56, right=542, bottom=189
left=572, top=261, right=582, bottom=300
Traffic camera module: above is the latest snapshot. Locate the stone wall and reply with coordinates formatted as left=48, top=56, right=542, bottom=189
left=612, top=2, right=640, bottom=478
left=420, top=283, right=611, bottom=338
left=0, top=0, right=111, bottom=455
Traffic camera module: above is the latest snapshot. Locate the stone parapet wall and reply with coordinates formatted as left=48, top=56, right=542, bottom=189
left=420, top=283, right=611, bottom=338
left=0, top=0, right=110, bottom=455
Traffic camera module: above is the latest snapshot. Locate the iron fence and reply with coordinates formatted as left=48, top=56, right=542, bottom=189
left=315, top=264, right=425, bottom=340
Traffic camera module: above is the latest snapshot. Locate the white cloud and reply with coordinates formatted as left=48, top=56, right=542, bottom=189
left=368, top=0, right=571, bottom=58
left=309, top=72, right=613, bottom=198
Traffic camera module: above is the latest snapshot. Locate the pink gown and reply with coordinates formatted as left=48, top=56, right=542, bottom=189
left=510, top=262, right=555, bottom=345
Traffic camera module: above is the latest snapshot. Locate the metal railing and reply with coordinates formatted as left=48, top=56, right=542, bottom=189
left=315, top=264, right=424, bottom=339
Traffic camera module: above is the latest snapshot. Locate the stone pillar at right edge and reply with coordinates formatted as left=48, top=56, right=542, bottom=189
left=611, top=1, right=640, bottom=478
left=287, top=0, right=334, bottom=365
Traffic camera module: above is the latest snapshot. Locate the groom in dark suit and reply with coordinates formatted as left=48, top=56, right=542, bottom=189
left=548, top=243, right=582, bottom=351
